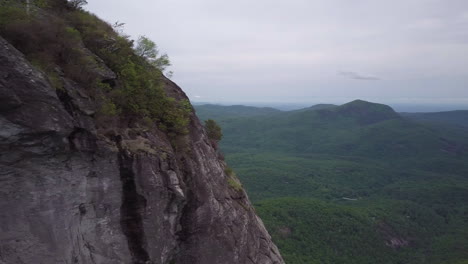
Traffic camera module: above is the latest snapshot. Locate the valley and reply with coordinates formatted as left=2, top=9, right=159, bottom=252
left=196, top=100, right=468, bottom=264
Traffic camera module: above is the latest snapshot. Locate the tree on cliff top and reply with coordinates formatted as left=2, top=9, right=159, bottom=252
left=68, top=0, right=88, bottom=9
left=134, top=35, right=171, bottom=72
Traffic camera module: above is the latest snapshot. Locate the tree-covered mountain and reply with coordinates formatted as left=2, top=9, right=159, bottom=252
left=203, top=100, right=468, bottom=161
left=195, top=101, right=468, bottom=264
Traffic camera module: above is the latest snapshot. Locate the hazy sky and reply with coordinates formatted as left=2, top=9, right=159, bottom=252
left=86, top=0, right=468, bottom=105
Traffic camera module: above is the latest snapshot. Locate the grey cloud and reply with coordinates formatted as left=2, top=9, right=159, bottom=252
left=339, top=71, right=381, bottom=81
left=85, top=0, right=468, bottom=104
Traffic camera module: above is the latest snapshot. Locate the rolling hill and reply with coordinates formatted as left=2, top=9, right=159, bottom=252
left=195, top=100, right=468, bottom=264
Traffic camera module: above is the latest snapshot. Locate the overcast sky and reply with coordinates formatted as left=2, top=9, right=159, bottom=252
left=86, top=0, right=468, bottom=105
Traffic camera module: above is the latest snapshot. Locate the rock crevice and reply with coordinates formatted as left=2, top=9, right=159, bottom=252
left=116, top=136, right=150, bottom=264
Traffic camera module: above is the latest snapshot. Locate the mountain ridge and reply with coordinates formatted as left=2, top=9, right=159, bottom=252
left=195, top=100, right=468, bottom=263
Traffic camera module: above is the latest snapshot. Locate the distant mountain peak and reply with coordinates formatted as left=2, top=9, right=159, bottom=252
left=344, top=99, right=385, bottom=106
left=319, top=99, right=400, bottom=125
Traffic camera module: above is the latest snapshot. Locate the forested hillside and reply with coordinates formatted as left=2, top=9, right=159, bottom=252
left=195, top=101, right=468, bottom=264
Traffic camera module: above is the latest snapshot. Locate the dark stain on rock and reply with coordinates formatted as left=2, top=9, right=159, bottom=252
left=79, top=203, right=87, bottom=216
left=115, top=135, right=150, bottom=264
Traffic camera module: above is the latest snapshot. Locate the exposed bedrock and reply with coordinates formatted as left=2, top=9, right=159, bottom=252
left=0, top=36, right=283, bottom=264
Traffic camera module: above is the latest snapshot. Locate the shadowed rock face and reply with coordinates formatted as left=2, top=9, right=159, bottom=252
left=0, top=36, right=284, bottom=264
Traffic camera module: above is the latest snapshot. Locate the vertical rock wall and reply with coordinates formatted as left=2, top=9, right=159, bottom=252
left=0, top=36, right=284, bottom=264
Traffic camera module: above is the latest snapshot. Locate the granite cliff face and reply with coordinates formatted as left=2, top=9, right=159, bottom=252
left=0, top=35, right=283, bottom=264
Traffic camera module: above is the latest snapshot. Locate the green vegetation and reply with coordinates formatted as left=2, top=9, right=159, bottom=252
left=205, top=119, right=223, bottom=141
left=0, top=0, right=191, bottom=136
left=134, top=35, right=171, bottom=72
left=227, top=174, right=243, bottom=192
left=204, top=101, right=468, bottom=161
left=255, top=197, right=463, bottom=264
left=225, top=166, right=243, bottom=191
left=196, top=101, right=468, bottom=263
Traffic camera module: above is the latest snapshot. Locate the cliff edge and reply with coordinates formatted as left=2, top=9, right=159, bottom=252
left=0, top=10, right=283, bottom=264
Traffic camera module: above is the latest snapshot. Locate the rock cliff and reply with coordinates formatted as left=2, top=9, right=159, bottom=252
left=0, top=34, right=283, bottom=264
